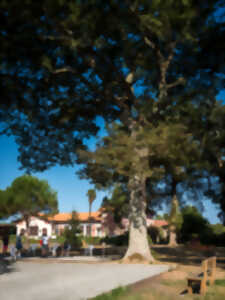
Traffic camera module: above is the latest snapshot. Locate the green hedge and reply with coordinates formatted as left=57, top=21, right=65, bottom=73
left=101, top=232, right=152, bottom=246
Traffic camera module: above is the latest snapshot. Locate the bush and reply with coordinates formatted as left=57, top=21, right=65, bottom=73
left=63, top=230, right=82, bottom=248
left=148, top=226, right=166, bottom=244
left=50, top=235, right=66, bottom=244
left=62, top=210, right=82, bottom=248
left=82, top=236, right=102, bottom=246
left=147, top=234, right=153, bottom=245
left=180, top=206, right=210, bottom=244
left=102, top=232, right=154, bottom=247
left=101, top=233, right=128, bottom=246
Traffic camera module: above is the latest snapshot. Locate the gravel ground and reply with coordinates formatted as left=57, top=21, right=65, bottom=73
left=0, top=261, right=169, bottom=300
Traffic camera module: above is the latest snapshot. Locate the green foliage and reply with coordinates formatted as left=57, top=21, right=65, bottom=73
left=82, top=236, right=101, bottom=246
left=202, top=225, right=225, bottom=247
left=101, top=184, right=129, bottom=224
left=80, top=122, right=200, bottom=189
left=179, top=206, right=210, bottom=243
left=210, top=224, right=225, bottom=235
left=87, top=189, right=96, bottom=207
left=179, top=206, right=225, bottom=246
left=0, top=189, right=13, bottom=219
left=215, top=279, right=225, bottom=286
left=1, top=0, right=225, bottom=258
left=101, top=232, right=152, bottom=247
left=87, top=189, right=96, bottom=218
left=147, top=234, right=153, bottom=245
left=148, top=226, right=165, bottom=244
left=2, top=175, right=58, bottom=224
left=9, top=234, right=40, bottom=245
left=91, top=287, right=128, bottom=300
left=0, top=1, right=223, bottom=181
left=101, top=233, right=129, bottom=247
left=50, top=235, right=66, bottom=245
left=155, top=214, right=169, bottom=221
left=63, top=211, right=82, bottom=248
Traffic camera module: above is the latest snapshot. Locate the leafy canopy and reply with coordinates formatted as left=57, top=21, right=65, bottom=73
left=0, top=0, right=224, bottom=174
left=4, top=175, right=58, bottom=219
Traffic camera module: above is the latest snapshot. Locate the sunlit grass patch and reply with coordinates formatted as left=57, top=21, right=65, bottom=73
left=161, top=279, right=186, bottom=287
left=215, top=279, right=225, bottom=286
left=90, top=287, right=128, bottom=300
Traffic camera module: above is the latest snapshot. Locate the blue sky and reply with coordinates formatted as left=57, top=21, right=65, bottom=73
left=0, top=133, right=221, bottom=224
left=0, top=134, right=107, bottom=214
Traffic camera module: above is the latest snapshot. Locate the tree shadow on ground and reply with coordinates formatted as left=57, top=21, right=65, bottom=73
left=152, top=245, right=225, bottom=269
left=0, top=257, right=16, bottom=275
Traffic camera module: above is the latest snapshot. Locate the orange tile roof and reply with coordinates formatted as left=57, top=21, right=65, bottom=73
left=153, top=220, right=168, bottom=227
left=47, top=211, right=101, bottom=222
left=77, top=212, right=101, bottom=221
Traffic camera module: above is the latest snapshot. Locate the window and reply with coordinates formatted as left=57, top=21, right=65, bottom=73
left=97, top=227, right=101, bottom=237
left=29, top=226, right=38, bottom=236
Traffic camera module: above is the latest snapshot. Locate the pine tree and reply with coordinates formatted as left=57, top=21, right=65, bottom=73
left=4, top=175, right=58, bottom=233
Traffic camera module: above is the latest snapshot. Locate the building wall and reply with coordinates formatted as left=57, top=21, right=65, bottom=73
left=16, top=217, right=104, bottom=238
left=16, top=216, right=52, bottom=238
left=101, top=214, right=167, bottom=237
left=80, top=223, right=105, bottom=237
left=16, top=214, right=166, bottom=239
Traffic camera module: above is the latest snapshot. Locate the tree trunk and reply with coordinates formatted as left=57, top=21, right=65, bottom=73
left=89, top=203, right=92, bottom=237
left=24, top=215, right=30, bottom=237
left=123, top=175, right=154, bottom=263
left=168, top=224, right=177, bottom=247
left=168, top=193, right=178, bottom=247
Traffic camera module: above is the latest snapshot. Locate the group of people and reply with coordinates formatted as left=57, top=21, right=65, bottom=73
left=1, top=230, right=23, bottom=259
left=1, top=230, right=51, bottom=259
left=1, top=229, right=72, bottom=259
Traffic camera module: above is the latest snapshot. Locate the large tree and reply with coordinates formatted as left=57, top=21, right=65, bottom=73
left=4, top=175, right=58, bottom=233
left=79, top=121, right=203, bottom=258
left=200, top=102, right=225, bottom=224
left=0, top=1, right=225, bottom=260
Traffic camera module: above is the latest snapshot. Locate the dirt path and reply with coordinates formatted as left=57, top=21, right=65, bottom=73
left=0, top=261, right=169, bottom=300
left=125, top=246, right=225, bottom=300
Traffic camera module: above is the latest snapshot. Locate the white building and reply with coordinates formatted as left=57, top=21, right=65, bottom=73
left=16, top=211, right=104, bottom=238
left=15, top=210, right=168, bottom=239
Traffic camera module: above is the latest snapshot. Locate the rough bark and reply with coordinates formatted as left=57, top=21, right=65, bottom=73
left=168, top=224, right=177, bottom=247
left=88, top=203, right=92, bottom=237
left=123, top=175, right=154, bottom=263
left=168, top=192, right=179, bottom=247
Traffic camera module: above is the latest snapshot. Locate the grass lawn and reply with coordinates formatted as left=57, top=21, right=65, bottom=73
left=91, top=245, right=225, bottom=300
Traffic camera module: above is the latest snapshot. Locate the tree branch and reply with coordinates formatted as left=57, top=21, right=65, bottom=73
left=166, top=77, right=185, bottom=89
left=158, top=41, right=177, bottom=100
left=52, top=67, right=76, bottom=74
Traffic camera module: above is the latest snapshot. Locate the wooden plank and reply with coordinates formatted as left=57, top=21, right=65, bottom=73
left=186, top=256, right=217, bottom=295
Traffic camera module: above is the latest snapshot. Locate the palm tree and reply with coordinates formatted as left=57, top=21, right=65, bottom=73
left=86, top=189, right=96, bottom=236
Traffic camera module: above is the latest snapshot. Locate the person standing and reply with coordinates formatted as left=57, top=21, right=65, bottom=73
left=16, top=230, right=24, bottom=259
left=2, top=234, right=9, bottom=256
left=63, top=240, right=71, bottom=257
left=41, top=231, right=49, bottom=257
